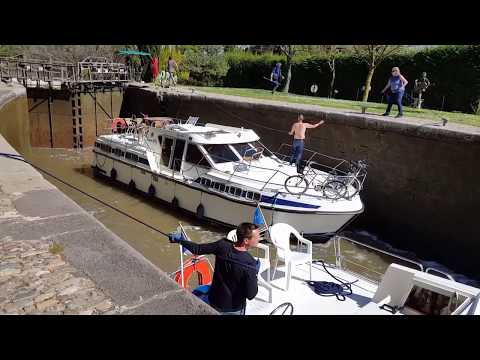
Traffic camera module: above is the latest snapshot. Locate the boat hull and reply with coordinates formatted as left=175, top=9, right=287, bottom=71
left=93, top=152, right=363, bottom=236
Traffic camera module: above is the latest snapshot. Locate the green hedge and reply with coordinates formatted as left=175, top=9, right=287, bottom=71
left=223, top=46, right=480, bottom=114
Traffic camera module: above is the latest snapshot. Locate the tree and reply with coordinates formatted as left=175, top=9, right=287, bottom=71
left=20, top=45, right=123, bottom=63
left=182, top=45, right=229, bottom=86
left=318, top=46, right=341, bottom=98
left=278, top=45, right=307, bottom=93
left=353, top=45, right=405, bottom=101
left=0, top=45, right=20, bottom=57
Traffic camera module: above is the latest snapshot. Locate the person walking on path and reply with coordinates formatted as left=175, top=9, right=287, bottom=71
left=169, top=223, right=260, bottom=315
left=288, top=114, right=325, bottom=173
left=270, top=62, right=284, bottom=94
left=381, top=67, right=408, bottom=118
left=166, top=56, right=178, bottom=85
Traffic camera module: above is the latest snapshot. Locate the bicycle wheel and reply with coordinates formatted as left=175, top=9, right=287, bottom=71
left=285, top=175, right=309, bottom=195
left=323, top=180, right=348, bottom=200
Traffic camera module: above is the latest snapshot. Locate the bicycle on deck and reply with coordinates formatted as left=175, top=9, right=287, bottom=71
left=284, top=160, right=367, bottom=200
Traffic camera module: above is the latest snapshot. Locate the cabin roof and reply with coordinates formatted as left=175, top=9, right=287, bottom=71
left=161, top=123, right=260, bottom=144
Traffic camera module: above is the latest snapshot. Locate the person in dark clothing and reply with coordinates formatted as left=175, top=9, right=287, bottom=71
left=169, top=223, right=260, bottom=315
left=270, top=62, right=284, bottom=94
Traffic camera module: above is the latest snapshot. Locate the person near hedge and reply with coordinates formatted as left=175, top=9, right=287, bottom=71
left=270, top=62, right=284, bottom=94
left=381, top=67, right=409, bottom=118
left=166, top=56, right=178, bottom=83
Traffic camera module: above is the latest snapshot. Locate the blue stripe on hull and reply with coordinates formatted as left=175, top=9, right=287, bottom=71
left=260, top=195, right=320, bottom=209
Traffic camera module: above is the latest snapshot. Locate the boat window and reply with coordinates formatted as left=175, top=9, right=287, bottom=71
left=235, top=188, right=242, bottom=197
left=241, top=190, right=247, bottom=198
left=94, top=142, right=100, bottom=148
left=229, top=187, right=236, bottom=195
left=231, top=143, right=256, bottom=158
left=253, top=193, right=261, bottom=201
left=203, top=144, right=240, bottom=163
left=201, top=178, right=211, bottom=187
left=162, top=137, right=174, bottom=167
left=219, top=183, right=226, bottom=192
left=251, top=141, right=273, bottom=157
left=138, top=157, right=149, bottom=166
left=246, top=191, right=254, bottom=200
left=213, top=182, right=220, bottom=190
left=185, top=144, right=210, bottom=167
left=172, top=139, right=186, bottom=172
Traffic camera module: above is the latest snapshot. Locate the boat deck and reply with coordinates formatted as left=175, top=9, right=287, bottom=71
left=246, top=262, right=383, bottom=315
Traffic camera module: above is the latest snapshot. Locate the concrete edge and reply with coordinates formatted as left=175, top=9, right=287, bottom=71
left=0, top=83, right=27, bottom=110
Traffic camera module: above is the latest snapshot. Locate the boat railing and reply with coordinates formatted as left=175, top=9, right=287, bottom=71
left=274, top=143, right=368, bottom=196
left=425, top=267, right=455, bottom=281
left=329, top=235, right=425, bottom=284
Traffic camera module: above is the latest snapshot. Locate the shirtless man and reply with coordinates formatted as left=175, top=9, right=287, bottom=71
left=288, top=114, right=325, bottom=173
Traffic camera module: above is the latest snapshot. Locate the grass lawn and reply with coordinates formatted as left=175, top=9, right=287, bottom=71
left=187, top=86, right=480, bottom=127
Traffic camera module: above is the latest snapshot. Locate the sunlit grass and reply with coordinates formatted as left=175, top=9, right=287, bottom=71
left=187, top=86, right=480, bottom=127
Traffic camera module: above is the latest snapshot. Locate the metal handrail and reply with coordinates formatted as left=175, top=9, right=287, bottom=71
left=425, top=267, right=455, bottom=281
left=334, top=235, right=424, bottom=273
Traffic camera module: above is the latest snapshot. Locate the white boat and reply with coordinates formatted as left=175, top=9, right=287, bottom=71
left=92, top=116, right=366, bottom=236
left=172, top=222, right=480, bottom=315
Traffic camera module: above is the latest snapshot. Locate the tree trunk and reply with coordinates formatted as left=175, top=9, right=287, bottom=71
left=282, top=57, right=292, bottom=93
left=362, top=66, right=375, bottom=102
left=328, top=59, right=336, bottom=98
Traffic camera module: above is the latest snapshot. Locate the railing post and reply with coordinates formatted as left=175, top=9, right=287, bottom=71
left=334, top=236, right=342, bottom=269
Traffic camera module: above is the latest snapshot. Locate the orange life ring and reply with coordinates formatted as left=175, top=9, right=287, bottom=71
left=174, top=256, right=212, bottom=289
left=111, top=118, right=127, bottom=133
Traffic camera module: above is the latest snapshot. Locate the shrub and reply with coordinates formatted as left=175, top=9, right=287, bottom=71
left=222, top=46, right=480, bottom=113
left=182, top=46, right=229, bottom=86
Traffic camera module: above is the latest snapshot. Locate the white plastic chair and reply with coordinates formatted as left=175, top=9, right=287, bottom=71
left=269, top=223, right=312, bottom=291
left=227, top=229, right=273, bottom=303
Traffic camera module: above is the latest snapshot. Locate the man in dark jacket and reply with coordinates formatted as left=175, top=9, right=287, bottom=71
left=270, top=62, right=284, bottom=94
left=170, top=223, right=260, bottom=315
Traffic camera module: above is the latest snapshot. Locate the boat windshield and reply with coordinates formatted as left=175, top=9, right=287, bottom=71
left=202, top=144, right=240, bottom=164
left=231, top=141, right=274, bottom=159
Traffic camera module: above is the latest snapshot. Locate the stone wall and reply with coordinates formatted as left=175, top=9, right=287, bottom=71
left=0, top=84, right=30, bottom=155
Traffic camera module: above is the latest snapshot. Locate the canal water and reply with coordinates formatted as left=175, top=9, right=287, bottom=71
left=24, top=147, right=480, bottom=288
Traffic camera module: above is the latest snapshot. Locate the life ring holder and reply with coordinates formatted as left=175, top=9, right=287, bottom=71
left=174, top=256, right=213, bottom=289
left=111, top=118, right=128, bottom=133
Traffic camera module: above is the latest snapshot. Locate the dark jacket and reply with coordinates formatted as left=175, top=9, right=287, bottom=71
left=179, top=238, right=258, bottom=312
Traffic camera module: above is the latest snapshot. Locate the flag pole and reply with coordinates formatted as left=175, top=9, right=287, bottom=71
left=178, top=223, right=185, bottom=288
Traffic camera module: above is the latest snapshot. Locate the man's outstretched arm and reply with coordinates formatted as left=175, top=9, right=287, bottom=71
left=177, top=239, right=222, bottom=255
left=305, top=120, right=325, bottom=128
